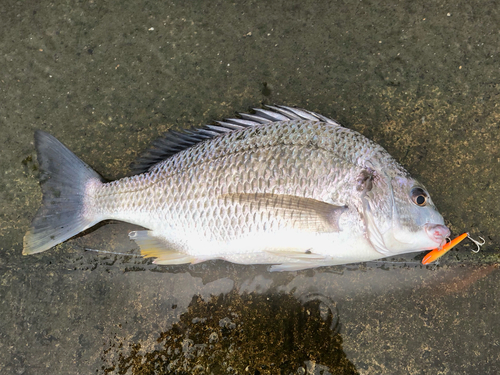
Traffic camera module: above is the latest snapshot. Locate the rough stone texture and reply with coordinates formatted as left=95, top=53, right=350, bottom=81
left=0, top=0, right=499, bottom=374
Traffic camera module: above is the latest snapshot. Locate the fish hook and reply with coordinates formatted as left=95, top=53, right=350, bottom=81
left=467, top=233, right=485, bottom=253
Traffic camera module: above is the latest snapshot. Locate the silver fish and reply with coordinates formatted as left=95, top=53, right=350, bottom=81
left=23, top=106, right=450, bottom=271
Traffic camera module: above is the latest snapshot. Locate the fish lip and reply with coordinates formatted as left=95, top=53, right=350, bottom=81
left=424, top=223, right=451, bottom=246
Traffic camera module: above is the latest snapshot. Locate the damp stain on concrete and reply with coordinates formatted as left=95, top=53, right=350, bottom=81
left=102, top=291, right=357, bottom=375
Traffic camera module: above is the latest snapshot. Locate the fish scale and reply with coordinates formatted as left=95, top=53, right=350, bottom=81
left=92, top=123, right=380, bottom=246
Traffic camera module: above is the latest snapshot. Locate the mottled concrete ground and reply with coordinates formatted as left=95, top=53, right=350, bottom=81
left=1, top=0, right=499, bottom=374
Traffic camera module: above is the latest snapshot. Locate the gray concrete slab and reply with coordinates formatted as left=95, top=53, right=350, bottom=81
left=1, top=0, right=499, bottom=374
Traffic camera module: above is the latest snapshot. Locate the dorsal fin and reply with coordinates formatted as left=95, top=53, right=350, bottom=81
left=131, top=105, right=341, bottom=174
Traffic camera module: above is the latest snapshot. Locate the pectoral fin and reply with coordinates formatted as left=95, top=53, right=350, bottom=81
left=222, top=193, right=347, bottom=233
left=129, top=230, right=194, bottom=265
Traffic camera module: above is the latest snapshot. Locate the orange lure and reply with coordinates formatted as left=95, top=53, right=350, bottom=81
left=422, top=232, right=468, bottom=265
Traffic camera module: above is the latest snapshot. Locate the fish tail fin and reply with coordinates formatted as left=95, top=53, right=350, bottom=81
left=23, top=131, right=104, bottom=255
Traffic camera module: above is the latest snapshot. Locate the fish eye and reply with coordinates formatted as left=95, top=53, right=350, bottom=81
left=411, top=187, right=428, bottom=206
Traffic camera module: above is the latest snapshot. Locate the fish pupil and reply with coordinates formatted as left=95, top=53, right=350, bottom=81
left=410, top=187, right=428, bottom=206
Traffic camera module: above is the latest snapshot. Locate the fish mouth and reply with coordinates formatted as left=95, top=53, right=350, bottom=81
left=425, top=223, right=451, bottom=247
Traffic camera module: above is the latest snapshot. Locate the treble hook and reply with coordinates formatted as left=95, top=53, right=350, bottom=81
left=467, top=233, right=485, bottom=253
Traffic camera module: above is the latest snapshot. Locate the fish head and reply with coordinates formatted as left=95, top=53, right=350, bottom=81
left=381, top=176, right=450, bottom=254
left=362, top=172, right=450, bottom=256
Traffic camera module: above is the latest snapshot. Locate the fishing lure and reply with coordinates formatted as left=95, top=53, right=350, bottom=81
left=422, top=233, right=485, bottom=264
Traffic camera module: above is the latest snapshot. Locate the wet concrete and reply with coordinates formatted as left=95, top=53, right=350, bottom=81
left=1, top=0, right=499, bottom=374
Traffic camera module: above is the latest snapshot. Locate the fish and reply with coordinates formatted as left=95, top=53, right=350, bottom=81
left=23, top=106, right=450, bottom=271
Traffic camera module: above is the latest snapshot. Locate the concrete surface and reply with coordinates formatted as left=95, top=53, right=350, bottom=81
left=1, top=0, right=499, bottom=374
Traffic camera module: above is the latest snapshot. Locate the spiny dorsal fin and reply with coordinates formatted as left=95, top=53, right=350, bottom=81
left=131, top=106, right=341, bottom=174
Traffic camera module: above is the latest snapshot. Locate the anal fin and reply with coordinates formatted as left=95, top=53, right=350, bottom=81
left=129, top=230, right=194, bottom=265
